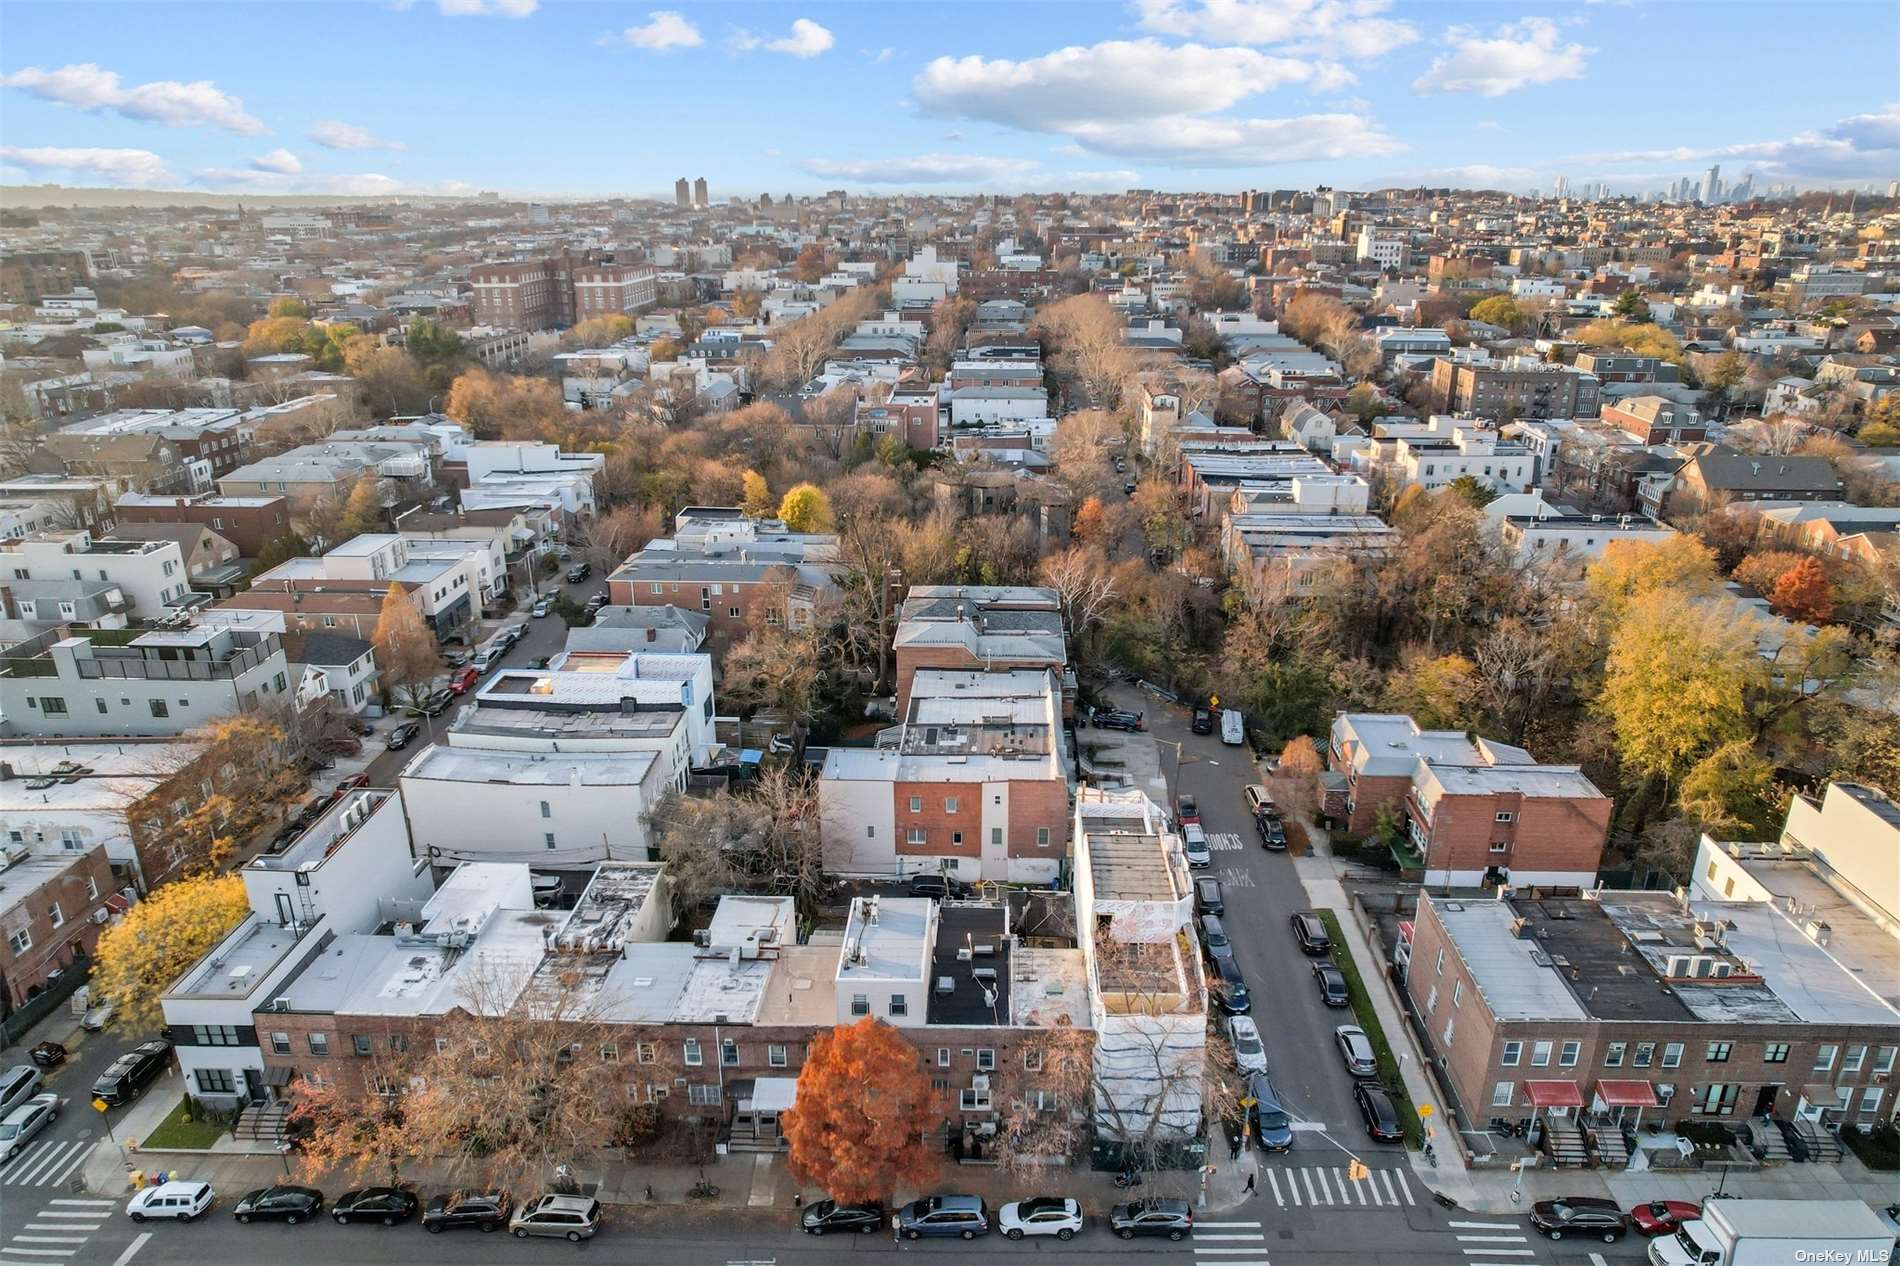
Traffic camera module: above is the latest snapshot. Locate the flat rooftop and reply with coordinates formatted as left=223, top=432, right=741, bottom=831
left=927, top=903, right=1012, bottom=1026
left=1085, top=832, right=1184, bottom=904
left=452, top=704, right=681, bottom=741
left=171, top=916, right=306, bottom=999
left=404, top=744, right=656, bottom=787
left=838, top=896, right=932, bottom=982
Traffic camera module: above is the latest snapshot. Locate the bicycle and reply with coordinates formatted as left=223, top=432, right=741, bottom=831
left=1422, top=1141, right=1438, bottom=1168
left=686, top=1180, right=720, bottom=1200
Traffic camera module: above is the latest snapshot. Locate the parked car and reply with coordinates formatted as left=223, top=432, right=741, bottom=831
left=1256, top=814, right=1287, bottom=850
left=565, top=562, right=591, bottom=583
left=1209, top=957, right=1251, bottom=1014
left=385, top=721, right=422, bottom=750
left=233, top=1185, right=324, bottom=1224
left=1109, top=1198, right=1192, bottom=1241
left=407, top=689, right=453, bottom=718
left=0, top=1093, right=59, bottom=1162
left=1182, top=823, right=1210, bottom=868
left=1226, top=1015, right=1267, bottom=1074
left=449, top=666, right=481, bottom=694
left=347, top=717, right=375, bottom=737
left=127, top=1180, right=215, bottom=1224
left=1193, top=876, right=1224, bottom=916
left=92, top=1040, right=171, bottom=1107
left=1291, top=912, right=1332, bottom=956
left=907, top=873, right=963, bottom=900
left=1353, top=1083, right=1404, bottom=1143
left=1247, top=1072, right=1294, bottom=1152
left=1190, top=708, right=1213, bottom=735
left=1219, top=708, right=1244, bottom=745
left=1312, top=962, right=1350, bottom=1007
left=893, top=1194, right=989, bottom=1240
left=1198, top=914, right=1233, bottom=964
left=27, top=1041, right=65, bottom=1069
left=332, top=1187, right=418, bottom=1226
left=1628, top=1200, right=1701, bottom=1237
left=1092, top=708, right=1145, bottom=732
left=527, top=656, right=552, bottom=669
left=1530, top=1197, right=1627, bottom=1242
left=1175, top=794, right=1200, bottom=826
left=1122, top=480, right=1138, bottom=495
left=800, top=1200, right=883, bottom=1235
left=1333, top=1025, right=1378, bottom=1078
left=998, top=1196, right=1081, bottom=1241
left=509, top=1193, right=601, bottom=1241
left=80, top=1000, right=115, bottom=1032
left=531, top=595, right=555, bottom=618
left=421, top=1190, right=510, bottom=1234
left=0, top=1065, right=42, bottom=1117
left=335, top=772, right=369, bottom=793
left=1243, top=784, right=1275, bottom=816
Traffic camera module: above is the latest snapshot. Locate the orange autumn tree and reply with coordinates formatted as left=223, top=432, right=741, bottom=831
left=1769, top=555, right=1834, bottom=624
left=784, top=1016, right=938, bottom=1203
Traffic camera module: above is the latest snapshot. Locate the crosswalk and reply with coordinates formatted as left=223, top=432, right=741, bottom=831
left=0, top=1139, right=95, bottom=1189
left=1258, top=1164, right=1416, bottom=1209
left=1194, top=1218, right=1268, bottom=1266
left=1448, top=1219, right=1536, bottom=1259
left=0, top=1195, right=117, bottom=1263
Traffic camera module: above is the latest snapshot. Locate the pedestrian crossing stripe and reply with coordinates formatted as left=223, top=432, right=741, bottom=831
left=0, top=1140, right=94, bottom=1188
left=1263, top=1164, right=1414, bottom=1208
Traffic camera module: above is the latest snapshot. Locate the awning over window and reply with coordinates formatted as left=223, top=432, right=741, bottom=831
left=751, top=1076, right=798, bottom=1113
left=1525, top=1080, right=1583, bottom=1109
left=265, top=1065, right=294, bottom=1087
left=1594, top=1080, right=1659, bottom=1108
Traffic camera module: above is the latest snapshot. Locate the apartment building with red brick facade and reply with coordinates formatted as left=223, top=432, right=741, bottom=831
left=1328, top=713, right=1610, bottom=888
left=0, top=844, right=116, bottom=1011
left=892, top=586, right=1070, bottom=719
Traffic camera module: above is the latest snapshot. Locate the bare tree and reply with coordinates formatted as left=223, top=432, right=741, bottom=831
left=1040, top=546, right=1118, bottom=665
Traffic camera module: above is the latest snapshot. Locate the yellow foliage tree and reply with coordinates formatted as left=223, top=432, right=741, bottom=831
left=371, top=586, right=441, bottom=705
left=776, top=482, right=834, bottom=533
left=1597, top=592, right=1763, bottom=782
left=443, top=366, right=566, bottom=440
left=741, top=470, right=774, bottom=518
left=1585, top=536, right=1718, bottom=620
left=92, top=873, right=250, bottom=1033
left=568, top=314, right=634, bottom=347
left=125, top=712, right=301, bottom=876
left=241, top=315, right=310, bottom=359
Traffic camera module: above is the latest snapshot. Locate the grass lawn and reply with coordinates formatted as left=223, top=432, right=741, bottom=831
left=1315, top=908, right=1426, bottom=1149
left=137, top=1097, right=228, bottom=1150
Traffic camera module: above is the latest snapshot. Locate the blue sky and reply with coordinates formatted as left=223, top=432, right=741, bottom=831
left=2, top=0, right=1896, bottom=198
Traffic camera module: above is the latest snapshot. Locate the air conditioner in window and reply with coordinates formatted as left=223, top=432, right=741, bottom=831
left=90, top=907, right=110, bottom=924
left=971, top=1075, right=990, bottom=1092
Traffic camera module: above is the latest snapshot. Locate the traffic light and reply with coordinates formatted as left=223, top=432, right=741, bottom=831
left=1347, top=1159, right=1369, bottom=1182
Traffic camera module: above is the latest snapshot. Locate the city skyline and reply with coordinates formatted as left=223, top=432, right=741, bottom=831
left=1, top=0, right=1897, bottom=200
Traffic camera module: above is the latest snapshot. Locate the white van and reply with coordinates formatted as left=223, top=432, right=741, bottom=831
left=1220, top=709, right=1245, bottom=746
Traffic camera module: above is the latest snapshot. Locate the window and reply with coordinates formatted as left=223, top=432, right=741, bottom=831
left=1434, top=948, right=1444, bottom=975
left=1693, top=1083, right=1737, bottom=1117
left=435, top=1038, right=450, bottom=1054
left=1604, top=1041, right=1626, bottom=1068
left=1425, top=984, right=1438, bottom=1012
left=1763, top=1042, right=1790, bottom=1064
left=191, top=1025, right=240, bottom=1046
left=1531, top=1040, right=1552, bottom=1067
left=951, top=832, right=963, bottom=846
left=1843, top=1045, right=1866, bottom=1073
left=1876, top=1047, right=1897, bottom=1075
left=1559, top=1040, right=1580, bottom=1067
left=1036, top=827, right=1051, bottom=848
left=636, top=1042, right=656, bottom=1064
left=1860, top=1087, right=1884, bottom=1116
left=683, top=1038, right=702, bottom=1066
left=1705, top=1042, right=1732, bottom=1064
left=1500, top=1040, right=1522, bottom=1067
left=687, top=1084, right=720, bottom=1106
left=1633, top=1042, right=1655, bottom=1069
left=1661, top=1043, right=1683, bottom=1069
left=540, top=801, right=551, bottom=818
left=1452, top=980, right=1463, bottom=1007
left=308, top=1033, right=329, bottom=1055
left=850, top=994, right=869, bottom=1017
left=544, top=833, right=555, bottom=850
left=1441, top=1017, right=1456, bottom=1047
left=1492, top=1081, right=1515, bottom=1108
left=353, top=1034, right=372, bottom=1057
left=7, top=928, right=30, bottom=954
left=85, top=876, right=98, bottom=901
left=905, top=828, right=926, bottom=846
left=196, top=1069, right=235, bottom=1095
left=1494, top=811, right=1514, bottom=823
left=991, top=828, right=1003, bottom=847
left=47, top=902, right=63, bottom=928
left=1814, top=1045, right=1837, bottom=1073
left=270, top=1032, right=290, bottom=1054
left=945, top=797, right=959, bottom=814
left=888, top=994, right=908, bottom=1017
left=390, top=1034, right=409, bottom=1053
left=908, top=796, right=922, bottom=813
left=937, top=1048, right=951, bottom=1067
left=866, top=825, right=876, bottom=839
left=721, top=1039, right=739, bottom=1066
left=976, top=1048, right=996, bottom=1071
left=768, top=1045, right=787, bottom=1068
left=39, top=696, right=67, bottom=716
left=1023, top=1047, right=1043, bottom=1072
left=598, top=1043, right=619, bottom=1063
left=95, top=699, right=107, bottom=714
left=960, top=1087, right=992, bottom=1111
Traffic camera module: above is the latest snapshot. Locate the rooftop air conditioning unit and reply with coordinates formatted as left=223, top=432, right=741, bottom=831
left=935, top=976, right=956, bottom=995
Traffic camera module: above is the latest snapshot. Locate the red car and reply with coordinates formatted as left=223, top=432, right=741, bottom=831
left=1628, top=1200, right=1700, bottom=1237
left=1175, top=794, right=1200, bottom=827
left=449, top=665, right=481, bottom=695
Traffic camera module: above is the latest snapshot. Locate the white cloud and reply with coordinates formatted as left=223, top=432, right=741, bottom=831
left=0, top=63, right=264, bottom=134
left=0, top=145, right=173, bottom=186
left=915, top=40, right=1345, bottom=131
left=871, top=47, right=895, bottom=63
left=1412, top=18, right=1590, bottom=97
left=1568, top=103, right=1900, bottom=183
left=797, top=153, right=1040, bottom=185
left=1064, top=111, right=1400, bottom=165
left=437, top=0, right=537, bottom=16
left=1062, top=169, right=1144, bottom=191
left=768, top=18, right=835, bottom=58
left=251, top=148, right=302, bottom=174
left=1134, top=0, right=1417, bottom=58
left=619, top=10, right=702, bottom=51
left=193, top=167, right=410, bottom=196
left=308, top=120, right=404, bottom=151
left=1385, top=162, right=1536, bottom=189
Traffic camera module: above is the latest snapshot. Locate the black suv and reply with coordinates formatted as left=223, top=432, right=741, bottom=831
left=92, top=1040, right=171, bottom=1106
left=1092, top=709, right=1144, bottom=731
left=565, top=562, right=591, bottom=583
left=1256, top=813, right=1287, bottom=850
left=1190, top=708, right=1213, bottom=734
left=1199, top=915, right=1233, bottom=966
left=1354, top=1083, right=1404, bottom=1143
left=1209, top=956, right=1251, bottom=1014
left=332, top=1188, right=418, bottom=1226
left=1312, top=962, right=1350, bottom=1007
left=1109, top=1198, right=1192, bottom=1241
left=421, top=1191, right=510, bottom=1234
left=234, top=1185, right=324, bottom=1224
left=800, top=1200, right=883, bottom=1234
left=1291, top=912, right=1332, bottom=955
left=1530, top=1197, right=1627, bottom=1242
left=907, top=873, right=962, bottom=900
left=1194, top=877, right=1224, bottom=916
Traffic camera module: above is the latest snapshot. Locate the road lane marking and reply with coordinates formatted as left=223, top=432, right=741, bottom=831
left=1458, top=1252, right=1534, bottom=1259
left=1265, top=1170, right=1284, bottom=1206
left=1300, top=1169, right=1319, bottom=1204
left=44, top=1145, right=92, bottom=1187
left=110, top=1237, right=151, bottom=1266
left=1379, top=1171, right=1399, bottom=1203
left=1450, top=1221, right=1521, bottom=1229
left=1458, top=1235, right=1528, bottom=1242
left=1197, top=1222, right=1263, bottom=1227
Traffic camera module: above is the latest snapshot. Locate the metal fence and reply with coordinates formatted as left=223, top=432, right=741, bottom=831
left=0, top=961, right=90, bottom=1046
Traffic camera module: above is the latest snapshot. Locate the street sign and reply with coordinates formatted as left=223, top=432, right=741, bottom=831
left=92, top=1097, right=109, bottom=1114
left=1417, top=1103, right=1434, bottom=1119
left=1239, top=1095, right=1258, bottom=1109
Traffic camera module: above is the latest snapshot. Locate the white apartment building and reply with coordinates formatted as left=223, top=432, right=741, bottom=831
left=0, top=530, right=194, bottom=618
left=1393, top=425, right=1536, bottom=494
left=1355, top=229, right=1408, bottom=270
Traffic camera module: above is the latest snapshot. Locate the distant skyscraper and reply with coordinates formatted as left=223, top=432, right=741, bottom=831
left=1702, top=164, right=1722, bottom=203
left=1890, top=179, right=1900, bottom=198
left=692, top=176, right=708, bottom=208
left=1554, top=175, right=1568, bottom=198
left=674, top=177, right=690, bottom=208
left=1732, top=172, right=1753, bottom=201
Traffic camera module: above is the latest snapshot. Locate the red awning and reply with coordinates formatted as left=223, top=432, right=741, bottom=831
left=1525, top=1080, right=1583, bottom=1109
left=1595, top=1080, right=1660, bottom=1109
left=103, top=892, right=131, bottom=914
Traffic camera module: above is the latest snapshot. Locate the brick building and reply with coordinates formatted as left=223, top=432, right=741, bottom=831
left=1327, top=713, right=1611, bottom=888
left=892, top=586, right=1070, bottom=718
left=0, top=844, right=116, bottom=1012
left=0, top=250, right=91, bottom=305
left=1429, top=358, right=1600, bottom=421
left=1602, top=395, right=1707, bottom=446
left=469, top=253, right=655, bottom=331
left=114, top=493, right=293, bottom=559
